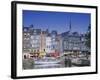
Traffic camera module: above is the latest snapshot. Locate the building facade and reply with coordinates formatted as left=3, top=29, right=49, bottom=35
left=23, top=27, right=31, bottom=53
left=45, top=35, right=52, bottom=53
left=30, top=28, right=41, bottom=52
left=23, top=24, right=90, bottom=58
left=40, top=31, right=46, bottom=52
left=61, top=31, right=89, bottom=55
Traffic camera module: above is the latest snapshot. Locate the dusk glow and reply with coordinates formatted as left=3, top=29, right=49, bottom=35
left=23, top=10, right=90, bottom=34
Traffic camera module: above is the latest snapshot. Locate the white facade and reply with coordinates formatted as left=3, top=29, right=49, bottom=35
left=45, top=36, right=52, bottom=53
left=30, top=35, right=41, bottom=51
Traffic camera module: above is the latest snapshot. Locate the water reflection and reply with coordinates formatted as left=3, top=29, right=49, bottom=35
left=33, top=57, right=65, bottom=69
left=34, top=63, right=64, bottom=69
left=23, top=55, right=90, bottom=69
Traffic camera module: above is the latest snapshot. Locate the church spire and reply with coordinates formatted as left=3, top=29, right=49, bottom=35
left=69, top=17, right=72, bottom=32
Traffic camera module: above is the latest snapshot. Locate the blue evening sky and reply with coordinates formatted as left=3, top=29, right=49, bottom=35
left=23, top=10, right=90, bottom=34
